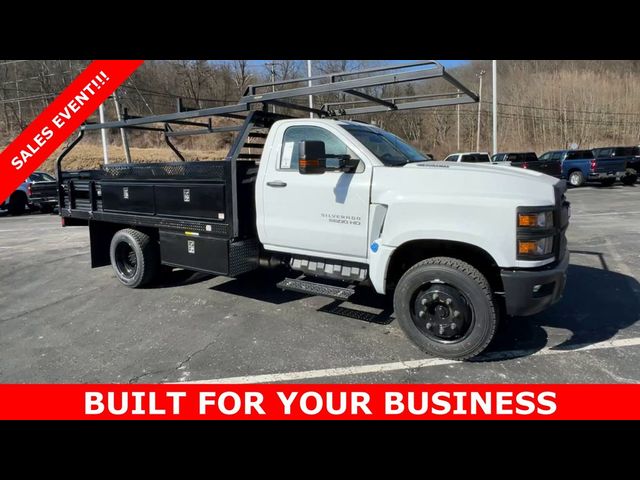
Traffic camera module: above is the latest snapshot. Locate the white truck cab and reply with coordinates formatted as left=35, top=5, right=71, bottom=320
left=256, top=119, right=569, bottom=358
left=57, top=61, right=570, bottom=360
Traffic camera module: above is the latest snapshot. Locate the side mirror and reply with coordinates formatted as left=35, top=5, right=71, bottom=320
left=339, top=156, right=360, bottom=173
left=298, top=141, right=327, bottom=175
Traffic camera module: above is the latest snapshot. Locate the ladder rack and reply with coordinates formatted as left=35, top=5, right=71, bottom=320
left=81, top=60, right=477, bottom=133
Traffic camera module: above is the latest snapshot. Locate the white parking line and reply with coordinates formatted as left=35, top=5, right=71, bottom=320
left=180, top=336, right=640, bottom=384
left=571, top=210, right=640, bottom=217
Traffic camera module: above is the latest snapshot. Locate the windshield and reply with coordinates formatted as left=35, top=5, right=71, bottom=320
left=29, top=172, right=55, bottom=182
left=343, top=125, right=427, bottom=166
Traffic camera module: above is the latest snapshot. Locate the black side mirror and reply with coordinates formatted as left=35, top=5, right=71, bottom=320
left=339, top=156, right=360, bottom=173
left=298, top=141, right=327, bottom=175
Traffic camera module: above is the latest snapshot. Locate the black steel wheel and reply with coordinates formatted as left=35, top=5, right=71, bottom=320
left=109, top=229, right=159, bottom=288
left=411, top=284, right=474, bottom=344
left=394, top=257, right=498, bottom=360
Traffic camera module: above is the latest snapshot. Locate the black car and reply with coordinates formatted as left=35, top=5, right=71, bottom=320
left=592, top=146, right=639, bottom=185
left=491, top=152, right=562, bottom=178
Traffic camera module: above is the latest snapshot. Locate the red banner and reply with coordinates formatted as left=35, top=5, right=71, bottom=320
left=0, top=60, right=143, bottom=202
left=0, top=384, right=638, bottom=420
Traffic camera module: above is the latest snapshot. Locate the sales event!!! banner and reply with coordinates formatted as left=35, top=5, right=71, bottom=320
left=0, top=60, right=143, bottom=202
left=0, top=384, right=638, bottom=420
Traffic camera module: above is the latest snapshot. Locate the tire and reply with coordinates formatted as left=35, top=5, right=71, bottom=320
left=622, top=169, right=638, bottom=186
left=568, top=170, right=585, bottom=187
left=600, top=178, right=616, bottom=187
left=393, top=257, right=498, bottom=360
left=7, top=192, right=27, bottom=216
left=109, top=228, right=159, bottom=288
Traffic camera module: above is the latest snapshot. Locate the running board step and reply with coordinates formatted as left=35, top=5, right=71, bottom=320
left=277, top=278, right=355, bottom=301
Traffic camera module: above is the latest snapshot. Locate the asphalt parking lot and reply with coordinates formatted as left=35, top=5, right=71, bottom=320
left=1, top=184, right=639, bottom=384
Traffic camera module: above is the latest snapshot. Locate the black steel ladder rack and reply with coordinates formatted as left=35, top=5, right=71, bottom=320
left=80, top=60, right=478, bottom=133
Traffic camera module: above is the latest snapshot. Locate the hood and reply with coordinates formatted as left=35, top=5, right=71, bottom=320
left=407, top=160, right=556, bottom=181
left=372, top=161, right=562, bottom=207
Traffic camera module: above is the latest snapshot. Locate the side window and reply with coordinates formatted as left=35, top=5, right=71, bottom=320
left=550, top=152, right=563, bottom=161
left=597, top=148, right=612, bottom=158
left=280, top=126, right=353, bottom=171
left=506, top=154, right=518, bottom=162
left=524, top=153, right=538, bottom=162
left=460, top=155, right=475, bottom=163
left=539, top=153, right=550, bottom=161
left=444, top=155, right=458, bottom=162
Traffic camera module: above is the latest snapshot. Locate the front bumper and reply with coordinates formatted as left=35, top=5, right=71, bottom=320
left=500, top=252, right=569, bottom=316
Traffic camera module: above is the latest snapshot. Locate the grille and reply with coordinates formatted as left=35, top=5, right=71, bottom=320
left=554, top=182, right=570, bottom=259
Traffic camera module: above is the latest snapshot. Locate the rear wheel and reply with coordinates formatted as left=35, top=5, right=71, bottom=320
left=393, top=257, right=498, bottom=360
left=622, top=169, right=638, bottom=186
left=600, top=178, right=616, bottom=187
left=568, top=170, right=585, bottom=187
left=7, top=192, right=27, bottom=216
left=109, top=229, right=159, bottom=288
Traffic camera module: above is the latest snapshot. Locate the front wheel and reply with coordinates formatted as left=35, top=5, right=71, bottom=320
left=109, top=228, right=159, bottom=288
left=393, top=257, right=498, bottom=360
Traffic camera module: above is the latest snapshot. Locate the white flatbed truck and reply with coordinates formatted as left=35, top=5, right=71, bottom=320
left=57, top=61, right=569, bottom=359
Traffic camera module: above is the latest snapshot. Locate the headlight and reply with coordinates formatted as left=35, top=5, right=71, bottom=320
left=518, top=237, right=554, bottom=256
left=517, top=207, right=556, bottom=260
left=518, top=211, right=553, bottom=228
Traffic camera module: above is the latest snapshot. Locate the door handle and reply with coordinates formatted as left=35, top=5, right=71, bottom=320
left=267, top=180, right=287, bottom=188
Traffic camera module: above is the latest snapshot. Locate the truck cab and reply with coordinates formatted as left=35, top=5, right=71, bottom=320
left=255, top=119, right=569, bottom=358
left=56, top=61, right=570, bottom=361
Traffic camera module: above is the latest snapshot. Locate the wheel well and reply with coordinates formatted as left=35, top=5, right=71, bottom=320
left=88, top=221, right=158, bottom=268
left=568, top=168, right=582, bottom=175
left=10, top=190, right=28, bottom=202
left=386, top=239, right=503, bottom=293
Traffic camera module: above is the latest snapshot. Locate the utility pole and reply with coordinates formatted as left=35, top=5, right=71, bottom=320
left=476, top=69, right=486, bottom=152
left=112, top=90, right=132, bottom=164
left=266, top=61, right=278, bottom=114
left=98, top=103, right=109, bottom=165
left=307, top=60, right=313, bottom=118
left=492, top=60, right=497, bottom=155
left=14, top=63, right=22, bottom=128
left=456, top=90, right=461, bottom=151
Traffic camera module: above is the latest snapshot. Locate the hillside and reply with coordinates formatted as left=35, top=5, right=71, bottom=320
left=3, top=60, right=640, bottom=164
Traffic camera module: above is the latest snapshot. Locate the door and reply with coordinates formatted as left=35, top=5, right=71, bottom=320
left=545, top=152, right=563, bottom=177
left=536, top=152, right=550, bottom=174
left=261, top=124, right=372, bottom=260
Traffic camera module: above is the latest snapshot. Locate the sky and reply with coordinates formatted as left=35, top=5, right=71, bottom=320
left=235, top=60, right=468, bottom=72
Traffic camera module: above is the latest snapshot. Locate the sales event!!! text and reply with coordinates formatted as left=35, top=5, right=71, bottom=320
left=10, top=72, right=110, bottom=171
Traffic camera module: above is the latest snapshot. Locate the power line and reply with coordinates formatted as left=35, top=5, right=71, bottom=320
left=482, top=100, right=640, bottom=117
